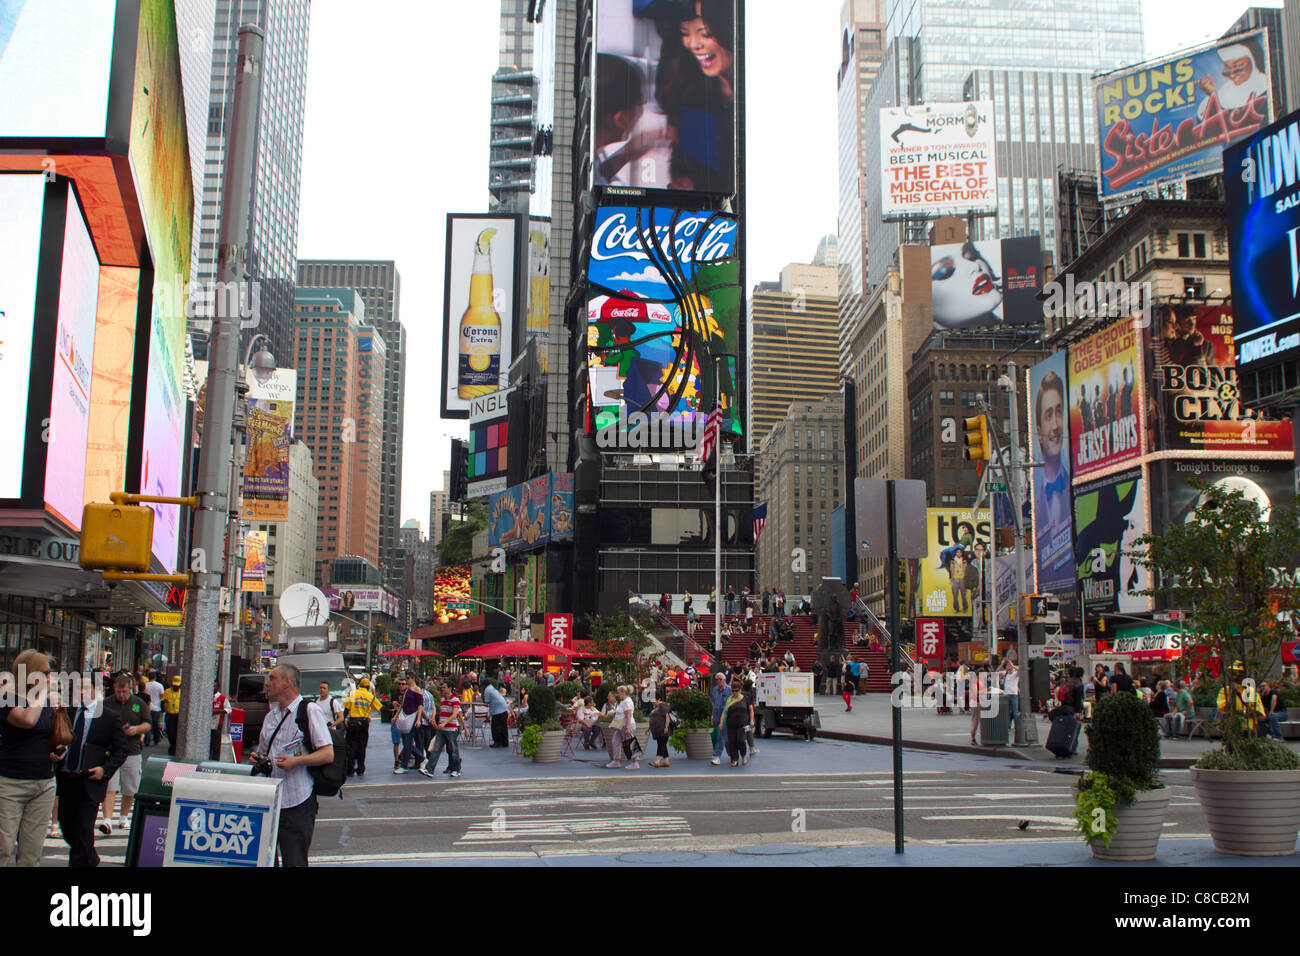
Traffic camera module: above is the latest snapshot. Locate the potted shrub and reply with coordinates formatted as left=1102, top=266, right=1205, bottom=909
left=521, top=684, right=564, bottom=762
left=668, top=687, right=713, bottom=759
left=1280, top=681, right=1300, bottom=724
left=1073, top=692, right=1166, bottom=860
left=1135, top=479, right=1300, bottom=856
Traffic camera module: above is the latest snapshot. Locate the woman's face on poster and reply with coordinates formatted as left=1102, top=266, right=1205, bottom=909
left=680, top=4, right=731, bottom=80
left=931, top=242, right=1001, bottom=327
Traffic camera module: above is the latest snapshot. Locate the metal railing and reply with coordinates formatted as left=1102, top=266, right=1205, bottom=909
left=854, top=598, right=915, bottom=672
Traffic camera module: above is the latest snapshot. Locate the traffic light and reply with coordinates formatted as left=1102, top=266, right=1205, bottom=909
left=79, top=503, right=154, bottom=572
left=1023, top=594, right=1041, bottom=621
left=963, top=415, right=989, bottom=461
left=1097, top=617, right=1107, bottom=633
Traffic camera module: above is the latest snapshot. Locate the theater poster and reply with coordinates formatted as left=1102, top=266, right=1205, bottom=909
left=1068, top=316, right=1143, bottom=480
left=1073, top=468, right=1149, bottom=614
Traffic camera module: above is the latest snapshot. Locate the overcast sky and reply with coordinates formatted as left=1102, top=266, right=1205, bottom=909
left=295, top=0, right=1278, bottom=528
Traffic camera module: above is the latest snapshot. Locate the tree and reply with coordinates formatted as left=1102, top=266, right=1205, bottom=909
left=1132, top=478, right=1300, bottom=750
left=585, top=611, right=653, bottom=684
left=438, top=501, right=488, bottom=565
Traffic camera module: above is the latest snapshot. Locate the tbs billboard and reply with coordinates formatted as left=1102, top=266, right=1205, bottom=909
left=1225, top=106, right=1300, bottom=369
left=1096, top=31, right=1272, bottom=200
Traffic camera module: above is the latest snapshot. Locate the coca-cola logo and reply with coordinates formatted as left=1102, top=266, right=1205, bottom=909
left=590, top=209, right=737, bottom=265
left=608, top=308, right=641, bottom=317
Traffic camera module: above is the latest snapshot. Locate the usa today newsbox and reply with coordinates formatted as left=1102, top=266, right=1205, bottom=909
left=163, top=768, right=283, bottom=867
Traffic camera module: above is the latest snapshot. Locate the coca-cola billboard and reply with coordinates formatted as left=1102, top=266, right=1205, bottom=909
left=586, top=206, right=741, bottom=447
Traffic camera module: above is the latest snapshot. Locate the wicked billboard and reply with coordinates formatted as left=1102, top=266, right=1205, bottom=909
left=1073, top=467, right=1149, bottom=615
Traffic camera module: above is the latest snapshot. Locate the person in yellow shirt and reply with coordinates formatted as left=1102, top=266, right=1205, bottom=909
left=341, top=677, right=382, bottom=776
left=161, top=676, right=182, bottom=756
left=1217, top=663, right=1266, bottom=735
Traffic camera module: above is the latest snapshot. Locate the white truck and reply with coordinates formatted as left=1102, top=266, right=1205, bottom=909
left=754, top=671, right=819, bottom=741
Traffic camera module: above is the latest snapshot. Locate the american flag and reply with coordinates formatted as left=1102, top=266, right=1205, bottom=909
left=696, top=403, right=721, bottom=465
left=753, top=502, right=768, bottom=540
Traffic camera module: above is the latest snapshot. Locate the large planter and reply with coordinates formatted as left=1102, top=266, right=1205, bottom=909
left=684, top=727, right=714, bottom=760
left=1091, top=788, right=1170, bottom=861
left=1189, top=767, right=1300, bottom=856
left=532, top=729, right=565, bottom=764
left=1287, top=708, right=1300, bottom=723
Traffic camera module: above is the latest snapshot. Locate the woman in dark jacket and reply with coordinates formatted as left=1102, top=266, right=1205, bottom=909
left=648, top=699, right=673, bottom=768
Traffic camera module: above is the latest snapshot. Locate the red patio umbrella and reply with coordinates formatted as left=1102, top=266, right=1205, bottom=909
left=457, top=641, right=573, bottom=659
left=379, top=649, right=443, bottom=658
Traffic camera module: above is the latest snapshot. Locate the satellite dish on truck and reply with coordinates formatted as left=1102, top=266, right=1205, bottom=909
left=279, top=583, right=330, bottom=628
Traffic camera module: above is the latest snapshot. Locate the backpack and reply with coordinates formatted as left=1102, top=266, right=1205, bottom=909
left=296, top=700, right=347, bottom=799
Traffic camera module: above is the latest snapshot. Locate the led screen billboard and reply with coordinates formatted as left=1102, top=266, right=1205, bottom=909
left=879, top=100, right=997, bottom=219
left=44, top=184, right=100, bottom=531
left=1028, top=352, right=1074, bottom=595
left=0, top=174, right=43, bottom=499
left=1149, top=458, right=1296, bottom=533
left=467, top=385, right=514, bottom=500
left=1095, top=31, right=1272, bottom=200
left=242, top=368, right=296, bottom=522
left=488, top=473, right=575, bottom=552
left=133, top=0, right=193, bottom=574
left=0, top=0, right=115, bottom=139
left=441, top=214, right=518, bottom=419
left=83, top=266, right=138, bottom=506
left=1074, top=467, right=1149, bottom=615
left=908, top=509, right=991, bottom=618
left=526, top=219, right=550, bottom=374
left=1225, top=106, right=1300, bottom=369
left=586, top=205, right=740, bottom=444
left=1068, top=316, right=1142, bottom=480
left=1148, top=303, right=1292, bottom=453
left=929, top=235, right=1042, bottom=330
left=594, top=0, right=736, bottom=194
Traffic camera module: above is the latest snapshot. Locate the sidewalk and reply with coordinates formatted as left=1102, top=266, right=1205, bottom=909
left=812, top=692, right=1300, bottom=767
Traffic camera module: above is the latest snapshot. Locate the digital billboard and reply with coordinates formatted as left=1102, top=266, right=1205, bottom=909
left=0, top=0, right=115, bottom=139
left=323, top=587, right=400, bottom=619
left=1095, top=31, right=1272, bottom=200
left=586, top=206, right=740, bottom=444
left=1148, top=303, right=1292, bottom=453
left=1225, top=106, right=1300, bottom=369
left=879, top=100, right=997, bottom=219
left=133, top=0, right=193, bottom=574
left=83, top=266, right=139, bottom=506
left=441, top=214, right=518, bottom=419
left=1028, top=352, right=1074, bottom=595
left=44, top=183, right=100, bottom=531
left=909, top=508, right=991, bottom=618
left=488, top=473, right=575, bottom=552
left=430, top=565, right=473, bottom=625
left=0, top=174, right=44, bottom=500
left=1074, top=467, right=1149, bottom=615
left=594, top=0, right=736, bottom=194
left=242, top=368, right=296, bottom=522
left=929, top=235, right=1042, bottom=330
left=1068, top=316, right=1142, bottom=479
left=467, top=386, right=514, bottom=499
left=1149, top=458, right=1296, bottom=533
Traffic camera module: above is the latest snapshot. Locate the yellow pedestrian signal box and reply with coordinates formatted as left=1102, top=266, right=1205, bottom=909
left=963, top=415, right=989, bottom=461
left=79, top=504, right=154, bottom=572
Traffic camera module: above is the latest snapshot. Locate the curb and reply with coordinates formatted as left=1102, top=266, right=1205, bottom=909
left=816, top=729, right=1197, bottom=769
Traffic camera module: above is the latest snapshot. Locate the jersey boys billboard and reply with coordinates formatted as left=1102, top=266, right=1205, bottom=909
left=880, top=101, right=997, bottom=219
left=1095, top=31, right=1272, bottom=199
left=1069, top=316, right=1142, bottom=479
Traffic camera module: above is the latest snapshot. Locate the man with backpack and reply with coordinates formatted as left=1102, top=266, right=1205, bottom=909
left=251, top=663, right=335, bottom=867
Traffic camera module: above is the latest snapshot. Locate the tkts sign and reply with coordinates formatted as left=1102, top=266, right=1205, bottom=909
left=916, top=618, right=945, bottom=665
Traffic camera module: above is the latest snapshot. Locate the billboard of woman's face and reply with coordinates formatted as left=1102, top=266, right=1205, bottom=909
left=931, top=241, right=1002, bottom=329
left=594, top=0, right=736, bottom=194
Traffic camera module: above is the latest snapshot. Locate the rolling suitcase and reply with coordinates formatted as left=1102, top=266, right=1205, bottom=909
left=1046, top=714, right=1078, bottom=758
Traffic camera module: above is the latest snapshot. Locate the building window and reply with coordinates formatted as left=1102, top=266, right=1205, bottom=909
left=1177, top=233, right=1190, bottom=257
left=1193, top=233, right=1206, bottom=258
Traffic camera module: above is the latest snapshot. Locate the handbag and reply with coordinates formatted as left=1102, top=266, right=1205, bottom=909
left=49, top=707, right=73, bottom=750
left=622, top=734, right=643, bottom=760
left=393, top=708, right=416, bottom=735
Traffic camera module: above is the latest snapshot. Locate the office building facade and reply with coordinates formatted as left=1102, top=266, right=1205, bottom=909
left=296, top=260, right=406, bottom=595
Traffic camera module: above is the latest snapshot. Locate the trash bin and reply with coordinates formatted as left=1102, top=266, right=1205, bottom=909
left=979, top=690, right=1009, bottom=747
left=125, top=756, right=197, bottom=867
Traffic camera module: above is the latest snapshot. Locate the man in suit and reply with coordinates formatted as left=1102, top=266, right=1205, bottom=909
left=57, top=675, right=131, bottom=867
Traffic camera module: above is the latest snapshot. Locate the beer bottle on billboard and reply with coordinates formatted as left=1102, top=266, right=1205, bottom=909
left=527, top=228, right=550, bottom=374
left=458, top=227, right=502, bottom=400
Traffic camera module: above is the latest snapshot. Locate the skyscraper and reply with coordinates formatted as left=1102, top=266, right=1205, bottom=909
left=189, top=0, right=311, bottom=364
left=296, top=260, right=406, bottom=596
left=490, top=0, right=540, bottom=213
left=292, top=288, right=385, bottom=586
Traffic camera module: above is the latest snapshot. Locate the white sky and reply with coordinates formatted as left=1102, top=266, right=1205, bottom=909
left=295, top=0, right=1279, bottom=528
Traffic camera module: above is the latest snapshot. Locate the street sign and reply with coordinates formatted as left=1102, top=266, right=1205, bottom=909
left=986, top=480, right=1006, bottom=493
left=447, top=601, right=475, bottom=611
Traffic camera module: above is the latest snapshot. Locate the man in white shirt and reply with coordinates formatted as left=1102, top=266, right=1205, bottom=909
left=251, top=664, right=333, bottom=867
left=143, top=671, right=164, bottom=747
left=1002, top=659, right=1021, bottom=744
